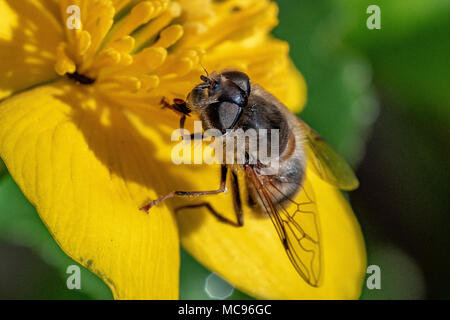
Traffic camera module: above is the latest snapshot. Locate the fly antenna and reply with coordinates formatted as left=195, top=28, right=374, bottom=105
left=199, top=58, right=212, bottom=84
left=200, top=61, right=209, bottom=77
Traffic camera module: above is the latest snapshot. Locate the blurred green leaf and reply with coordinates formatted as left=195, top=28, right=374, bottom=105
left=274, top=0, right=378, bottom=164
left=351, top=104, right=450, bottom=299
left=0, top=239, right=91, bottom=299
left=0, top=174, right=112, bottom=299
left=335, top=0, right=450, bottom=121
left=360, top=246, right=425, bottom=299
left=0, top=159, right=6, bottom=178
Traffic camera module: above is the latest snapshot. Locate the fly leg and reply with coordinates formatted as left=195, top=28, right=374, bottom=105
left=160, top=97, right=202, bottom=140
left=140, top=165, right=228, bottom=213
left=174, top=171, right=244, bottom=227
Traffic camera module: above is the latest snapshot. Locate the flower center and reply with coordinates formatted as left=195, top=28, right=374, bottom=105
left=54, top=0, right=204, bottom=101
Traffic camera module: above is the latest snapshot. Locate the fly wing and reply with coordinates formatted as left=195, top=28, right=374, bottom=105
left=246, top=167, right=322, bottom=287
left=298, top=119, right=359, bottom=191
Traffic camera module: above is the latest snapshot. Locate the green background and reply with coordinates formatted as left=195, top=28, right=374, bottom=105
left=0, top=0, right=449, bottom=299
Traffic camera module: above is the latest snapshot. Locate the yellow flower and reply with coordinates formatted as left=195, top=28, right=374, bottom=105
left=0, top=0, right=366, bottom=299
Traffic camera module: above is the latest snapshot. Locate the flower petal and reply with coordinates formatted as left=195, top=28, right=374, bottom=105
left=176, top=165, right=366, bottom=299
left=0, top=81, right=180, bottom=299
left=0, top=0, right=63, bottom=99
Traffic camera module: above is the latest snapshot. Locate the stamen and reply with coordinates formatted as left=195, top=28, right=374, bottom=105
left=106, top=36, right=135, bottom=52
left=153, top=24, right=183, bottom=49
left=78, top=30, right=92, bottom=56
left=140, top=75, right=160, bottom=91
left=133, top=1, right=180, bottom=51
left=107, top=1, right=164, bottom=45
left=55, top=43, right=76, bottom=76
left=53, top=0, right=279, bottom=101
left=102, top=46, right=167, bottom=78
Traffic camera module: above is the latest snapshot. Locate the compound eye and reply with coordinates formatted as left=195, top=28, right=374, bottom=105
left=208, top=101, right=241, bottom=132
left=221, top=71, right=250, bottom=97
left=208, top=80, right=221, bottom=94
left=218, top=101, right=241, bottom=129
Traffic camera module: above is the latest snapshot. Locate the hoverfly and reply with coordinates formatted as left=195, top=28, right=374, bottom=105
left=141, top=70, right=359, bottom=287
